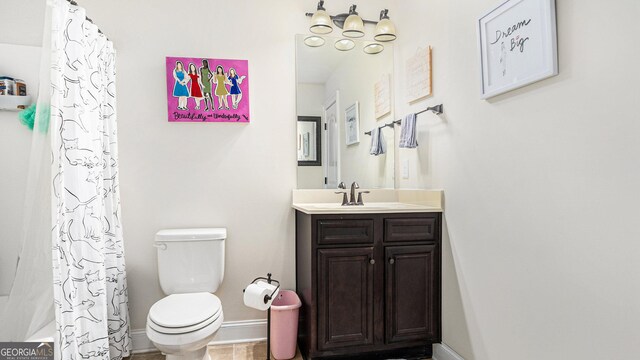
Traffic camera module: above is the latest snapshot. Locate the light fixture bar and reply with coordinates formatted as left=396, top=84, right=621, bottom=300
left=304, top=12, right=379, bottom=29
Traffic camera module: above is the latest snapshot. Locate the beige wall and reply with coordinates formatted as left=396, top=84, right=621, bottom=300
left=0, top=44, right=41, bottom=295
left=79, top=0, right=302, bottom=330
left=392, top=0, right=640, bottom=359
left=81, top=0, right=393, bottom=332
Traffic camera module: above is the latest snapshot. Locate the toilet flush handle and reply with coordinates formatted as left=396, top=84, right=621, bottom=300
left=153, top=242, right=167, bottom=250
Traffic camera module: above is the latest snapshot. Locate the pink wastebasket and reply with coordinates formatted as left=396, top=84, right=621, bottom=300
left=270, top=290, right=302, bottom=360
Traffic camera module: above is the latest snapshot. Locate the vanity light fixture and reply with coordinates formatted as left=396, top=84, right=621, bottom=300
left=309, top=0, right=333, bottom=34
left=304, top=35, right=326, bottom=47
left=304, top=2, right=397, bottom=54
left=342, top=5, right=365, bottom=38
left=335, top=38, right=355, bottom=51
left=374, top=9, right=397, bottom=42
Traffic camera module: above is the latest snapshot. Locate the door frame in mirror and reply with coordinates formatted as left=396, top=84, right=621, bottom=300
left=297, top=116, right=322, bottom=167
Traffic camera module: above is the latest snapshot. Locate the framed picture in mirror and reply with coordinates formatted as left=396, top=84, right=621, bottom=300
left=345, top=102, right=360, bottom=146
left=297, top=116, right=321, bottom=166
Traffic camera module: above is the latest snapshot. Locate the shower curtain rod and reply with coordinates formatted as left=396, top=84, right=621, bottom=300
left=67, top=0, right=109, bottom=39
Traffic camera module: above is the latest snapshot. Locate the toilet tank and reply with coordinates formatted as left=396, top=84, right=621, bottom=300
left=155, top=228, right=226, bottom=295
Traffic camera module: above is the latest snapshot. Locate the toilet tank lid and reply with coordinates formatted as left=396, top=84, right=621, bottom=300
left=155, top=228, right=227, bottom=242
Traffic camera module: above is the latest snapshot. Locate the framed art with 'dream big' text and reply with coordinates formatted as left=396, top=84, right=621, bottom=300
left=478, top=0, right=558, bottom=99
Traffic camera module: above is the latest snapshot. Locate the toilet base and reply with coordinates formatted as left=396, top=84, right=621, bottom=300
left=165, top=347, right=210, bottom=360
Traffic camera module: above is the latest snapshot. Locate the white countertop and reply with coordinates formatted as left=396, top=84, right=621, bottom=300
left=292, top=189, right=443, bottom=214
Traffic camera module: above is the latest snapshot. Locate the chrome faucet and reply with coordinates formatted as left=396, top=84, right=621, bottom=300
left=335, top=181, right=369, bottom=206
left=349, top=182, right=359, bottom=204
left=335, top=182, right=348, bottom=205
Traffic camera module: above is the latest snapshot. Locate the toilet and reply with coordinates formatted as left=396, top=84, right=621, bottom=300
left=146, top=228, right=226, bottom=360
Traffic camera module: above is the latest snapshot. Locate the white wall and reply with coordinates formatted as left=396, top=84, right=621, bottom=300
left=324, top=48, right=395, bottom=189
left=296, top=82, right=325, bottom=189
left=79, top=0, right=304, bottom=330
left=0, top=44, right=41, bottom=295
left=392, top=0, right=640, bottom=359
left=0, top=1, right=45, bottom=47
left=81, top=0, right=392, bottom=332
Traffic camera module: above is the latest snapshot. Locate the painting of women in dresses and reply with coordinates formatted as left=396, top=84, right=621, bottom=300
left=228, top=68, right=246, bottom=110
left=166, top=56, right=250, bottom=122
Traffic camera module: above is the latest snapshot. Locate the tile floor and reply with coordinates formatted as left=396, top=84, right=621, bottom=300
left=125, top=341, right=431, bottom=359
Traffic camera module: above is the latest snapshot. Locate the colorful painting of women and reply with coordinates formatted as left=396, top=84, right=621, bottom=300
left=166, top=56, right=250, bottom=122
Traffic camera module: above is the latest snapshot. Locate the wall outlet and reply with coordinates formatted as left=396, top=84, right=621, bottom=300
left=402, top=159, right=410, bottom=179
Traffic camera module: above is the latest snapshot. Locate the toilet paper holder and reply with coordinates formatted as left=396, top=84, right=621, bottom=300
left=243, top=273, right=281, bottom=304
left=243, top=273, right=281, bottom=360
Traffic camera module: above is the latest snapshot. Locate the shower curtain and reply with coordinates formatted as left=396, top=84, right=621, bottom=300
left=50, top=1, right=131, bottom=359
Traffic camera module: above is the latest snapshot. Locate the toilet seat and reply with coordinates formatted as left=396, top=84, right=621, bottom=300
left=148, top=292, right=222, bottom=334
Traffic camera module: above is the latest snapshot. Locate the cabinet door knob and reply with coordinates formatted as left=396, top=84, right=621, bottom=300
left=389, top=258, right=395, bottom=265
left=369, top=258, right=375, bottom=265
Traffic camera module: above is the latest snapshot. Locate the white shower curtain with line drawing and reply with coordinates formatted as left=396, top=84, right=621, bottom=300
left=50, top=1, right=131, bottom=359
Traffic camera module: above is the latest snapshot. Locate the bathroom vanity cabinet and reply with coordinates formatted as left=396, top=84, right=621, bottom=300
left=295, top=211, right=441, bottom=359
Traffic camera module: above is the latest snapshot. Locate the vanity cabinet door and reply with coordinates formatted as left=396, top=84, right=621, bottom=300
left=385, top=245, right=438, bottom=344
left=317, top=247, right=375, bottom=351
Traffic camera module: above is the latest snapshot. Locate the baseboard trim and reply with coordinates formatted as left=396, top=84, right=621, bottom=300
left=131, top=319, right=268, bottom=354
left=210, top=319, right=267, bottom=345
left=130, top=328, right=156, bottom=354
left=433, top=343, right=466, bottom=360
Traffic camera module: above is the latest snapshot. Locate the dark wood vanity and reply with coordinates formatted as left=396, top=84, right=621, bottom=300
left=295, top=211, right=442, bottom=359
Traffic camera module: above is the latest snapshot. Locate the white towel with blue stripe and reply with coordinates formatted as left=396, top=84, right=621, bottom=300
left=369, top=127, right=386, bottom=156
left=399, top=113, right=418, bottom=148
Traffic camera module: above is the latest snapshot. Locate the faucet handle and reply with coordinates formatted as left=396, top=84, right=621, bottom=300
left=338, top=182, right=346, bottom=189
left=334, top=191, right=349, bottom=206
left=356, top=190, right=370, bottom=206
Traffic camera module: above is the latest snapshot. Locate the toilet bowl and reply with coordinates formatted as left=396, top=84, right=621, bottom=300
left=146, top=293, right=223, bottom=360
left=146, top=228, right=227, bottom=360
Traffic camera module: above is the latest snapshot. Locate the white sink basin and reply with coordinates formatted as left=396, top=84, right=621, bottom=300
left=292, top=189, right=443, bottom=214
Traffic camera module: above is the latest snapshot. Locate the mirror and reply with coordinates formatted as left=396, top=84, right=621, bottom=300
left=297, top=116, right=321, bottom=166
left=295, top=34, right=395, bottom=189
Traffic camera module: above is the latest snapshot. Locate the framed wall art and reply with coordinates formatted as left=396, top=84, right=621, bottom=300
left=344, top=102, right=360, bottom=146
left=405, top=46, right=432, bottom=103
left=374, top=73, right=391, bottom=119
left=166, top=56, right=250, bottom=122
left=478, top=0, right=558, bottom=99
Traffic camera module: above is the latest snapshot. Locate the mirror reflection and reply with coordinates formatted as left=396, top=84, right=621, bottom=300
left=295, top=34, right=395, bottom=189
left=297, top=116, right=321, bottom=166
